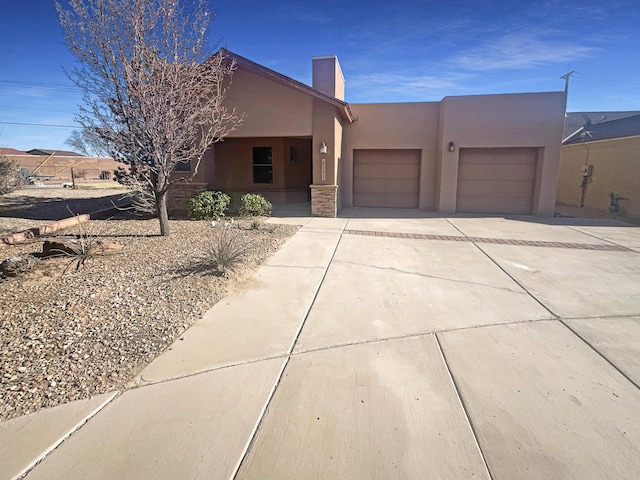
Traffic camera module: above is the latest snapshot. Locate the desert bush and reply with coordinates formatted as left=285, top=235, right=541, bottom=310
left=47, top=212, right=122, bottom=274
left=0, top=155, right=22, bottom=195
left=239, top=193, right=272, bottom=217
left=188, top=190, right=232, bottom=220
left=196, top=227, right=254, bottom=275
left=249, top=218, right=262, bottom=230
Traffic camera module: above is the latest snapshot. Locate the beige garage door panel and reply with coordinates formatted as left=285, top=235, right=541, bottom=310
left=459, top=164, right=537, bottom=182
left=354, top=192, right=420, bottom=209
left=354, top=164, right=420, bottom=179
left=458, top=180, right=534, bottom=197
left=456, top=195, right=531, bottom=214
left=354, top=177, right=418, bottom=192
left=354, top=149, right=420, bottom=208
left=457, top=148, right=537, bottom=215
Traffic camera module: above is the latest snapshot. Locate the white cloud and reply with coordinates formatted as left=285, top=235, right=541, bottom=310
left=346, top=71, right=471, bottom=102
left=453, top=31, right=597, bottom=71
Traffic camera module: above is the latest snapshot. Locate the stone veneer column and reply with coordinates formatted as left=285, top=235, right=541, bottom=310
left=168, top=182, right=208, bottom=217
left=310, top=185, right=338, bottom=217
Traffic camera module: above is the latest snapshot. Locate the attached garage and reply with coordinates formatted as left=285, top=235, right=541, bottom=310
left=353, top=149, right=420, bottom=208
left=456, top=147, right=538, bottom=214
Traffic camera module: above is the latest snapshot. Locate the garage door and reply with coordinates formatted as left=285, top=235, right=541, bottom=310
left=456, top=147, right=537, bottom=214
left=354, top=149, right=420, bottom=208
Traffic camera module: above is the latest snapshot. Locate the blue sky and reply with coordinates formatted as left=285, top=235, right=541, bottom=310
left=1, top=0, right=639, bottom=151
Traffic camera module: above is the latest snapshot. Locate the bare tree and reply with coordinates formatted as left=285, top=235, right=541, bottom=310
left=65, top=129, right=107, bottom=157
left=57, top=0, right=244, bottom=235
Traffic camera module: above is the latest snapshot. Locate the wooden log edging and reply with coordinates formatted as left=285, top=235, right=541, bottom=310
left=1, top=201, right=132, bottom=245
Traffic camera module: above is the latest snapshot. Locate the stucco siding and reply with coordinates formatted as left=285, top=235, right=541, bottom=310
left=557, top=136, right=640, bottom=218
left=341, top=102, right=440, bottom=210
left=438, top=92, right=566, bottom=216
left=225, top=68, right=313, bottom=138
left=207, top=54, right=567, bottom=217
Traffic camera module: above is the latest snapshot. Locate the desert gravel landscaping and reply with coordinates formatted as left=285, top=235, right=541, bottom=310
left=0, top=189, right=298, bottom=421
left=0, top=187, right=131, bottom=237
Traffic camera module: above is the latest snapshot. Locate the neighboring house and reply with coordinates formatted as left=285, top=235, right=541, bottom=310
left=557, top=113, right=640, bottom=219
left=26, top=149, right=85, bottom=157
left=171, top=49, right=567, bottom=218
left=0, top=148, right=27, bottom=156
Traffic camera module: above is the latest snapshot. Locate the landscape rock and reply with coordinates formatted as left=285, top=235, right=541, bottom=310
left=41, top=238, right=124, bottom=257
left=0, top=254, right=37, bottom=277
left=0, top=217, right=298, bottom=421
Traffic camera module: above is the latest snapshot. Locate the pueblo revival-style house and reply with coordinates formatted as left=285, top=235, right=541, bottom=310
left=172, top=50, right=567, bottom=218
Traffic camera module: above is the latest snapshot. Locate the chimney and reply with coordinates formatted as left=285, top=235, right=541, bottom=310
left=312, top=55, right=345, bottom=101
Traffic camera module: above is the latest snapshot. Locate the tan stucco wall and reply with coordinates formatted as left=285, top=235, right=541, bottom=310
left=312, top=56, right=345, bottom=101
left=557, top=136, right=640, bottom=218
left=437, top=91, right=566, bottom=216
left=211, top=57, right=567, bottom=218
left=224, top=68, right=313, bottom=138
left=341, top=102, right=441, bottom=210
left=312, top=99, right=343, bottom=186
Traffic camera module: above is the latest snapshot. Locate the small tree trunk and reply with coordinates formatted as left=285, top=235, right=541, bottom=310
left=155, top=172, right=170, bottom=236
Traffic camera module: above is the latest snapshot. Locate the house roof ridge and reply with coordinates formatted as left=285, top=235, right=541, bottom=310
left=217, top=48, right=353, bottom=123
left=26, top=149, right=85, bottom=157
left=563, top=113, right=640, bottom=144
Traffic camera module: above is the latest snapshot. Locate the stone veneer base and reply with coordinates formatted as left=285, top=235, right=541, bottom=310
left=310, top=184, right=338, bottom=218
left=168, top=182, right=208, bottom=217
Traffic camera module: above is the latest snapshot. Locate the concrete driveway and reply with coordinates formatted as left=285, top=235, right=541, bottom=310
left=3, top=210, right=640, bottom=479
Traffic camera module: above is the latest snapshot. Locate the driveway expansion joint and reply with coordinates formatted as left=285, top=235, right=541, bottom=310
left=291, top=317, right=554, bottom=357
left=231, top=222, right=346, bottom=478
left=343, top=229, right=634, bottom=251
left=434, top=333, right=495, bottom=480
left=557, top=319, right=640, bottom=391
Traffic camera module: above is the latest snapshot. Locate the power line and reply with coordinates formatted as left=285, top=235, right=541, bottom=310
left=0, top=104, right=76, bottom=115
left=572, top=72, right=640, bottom=88
left=0, top=121, right=77, bottom=128
left=0, top=79, right=80, bottom=93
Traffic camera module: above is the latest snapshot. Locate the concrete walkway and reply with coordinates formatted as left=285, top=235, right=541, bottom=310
left=3, top=209, right=640, bottom=479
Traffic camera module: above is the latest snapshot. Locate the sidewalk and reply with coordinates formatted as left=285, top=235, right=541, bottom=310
left=2, top=212, right=640, bottom=479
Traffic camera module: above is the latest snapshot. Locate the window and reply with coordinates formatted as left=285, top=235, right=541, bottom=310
left=290, top=146, right=304, bottom=163
left=252, top=146, right=273, bottom=183
left=174, top=160, right=191, bottom=172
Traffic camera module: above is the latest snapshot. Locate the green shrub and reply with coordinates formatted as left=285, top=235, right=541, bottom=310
left=187, top=190, right=232, bottom=220
left=239, top=193, right=272, bottom=217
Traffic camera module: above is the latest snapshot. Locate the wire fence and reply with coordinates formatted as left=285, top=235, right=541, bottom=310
left=19, top=165, right=125, bottom=189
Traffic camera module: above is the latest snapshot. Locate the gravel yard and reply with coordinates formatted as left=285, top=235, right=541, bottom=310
left=0, top=188, right=130, bottom=237
left=0, top=188, right=299, bottom=421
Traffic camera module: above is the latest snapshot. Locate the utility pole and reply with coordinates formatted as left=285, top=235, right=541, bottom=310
left=560, top=71, right=575, bottom=93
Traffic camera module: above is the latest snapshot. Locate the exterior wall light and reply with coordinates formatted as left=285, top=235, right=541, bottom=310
left=320, top=141, right=328, bottom=154
left=448, top=142, right=455, bottom=152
